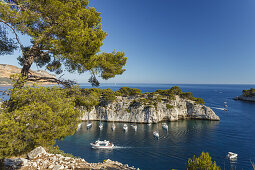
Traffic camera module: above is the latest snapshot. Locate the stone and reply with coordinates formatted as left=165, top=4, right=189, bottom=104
left=27, top=146, right=47, bottom=160
left=52, top=164, right=64, bottom=170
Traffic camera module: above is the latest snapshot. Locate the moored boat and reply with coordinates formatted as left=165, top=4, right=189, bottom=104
left=153, top=131, right=159, bottom=139
left=123, top=124, right=128, bottom=131
left=111, top=123, right=116, bottom=131
left=227, top=152, right=238, bottom=159
left=99, top=123, right=103, bottom=130
left=131, top=124, right=137, bottom=131
left=87, top=122, right=92, bottom=129
left=162, top=123, right=168, bottom=131
left=90, top=140, right=114, bottom=149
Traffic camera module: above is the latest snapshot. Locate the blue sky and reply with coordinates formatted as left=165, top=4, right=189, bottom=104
left=1, top=0, right=255, bottom=84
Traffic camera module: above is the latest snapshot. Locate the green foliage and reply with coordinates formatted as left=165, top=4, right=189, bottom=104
left=0, top=0, right=126, bottom=85
left=47, top=145, right=77, bottom=158
left=101, top=88, right=116, bottom=102
left=186, top=152, right=221, bottom=170
left=0, top=86, right=81, bottom=158
left=116, top=87, right=141, bottom=96
left=242, top=88, right=255, bottom=97
left=0, top=25, right=17, bottom=55
left=195, top=98, right=205, bottom=105
left=181, top=92, right=195, bottom=100
left=166, top=104, right=174, bottom=109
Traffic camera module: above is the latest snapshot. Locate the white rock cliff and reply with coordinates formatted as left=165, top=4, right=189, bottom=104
left=81, top=95, right=220, bottom=123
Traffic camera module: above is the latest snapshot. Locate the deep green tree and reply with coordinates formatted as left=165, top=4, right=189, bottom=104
left=186, top=152, right=221, bottom=170
left=0, top=86, right=81, bottom=158
left=0, top=0, right=127, bottom=86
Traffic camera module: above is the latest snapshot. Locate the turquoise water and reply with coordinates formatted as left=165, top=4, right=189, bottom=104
left=1, top=84, right=255, bottom=169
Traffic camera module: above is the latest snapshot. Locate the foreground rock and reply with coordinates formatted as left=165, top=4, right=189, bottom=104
left=81, top=95, right=220, bottom=123
left=4, top=147, right=137, bottom=170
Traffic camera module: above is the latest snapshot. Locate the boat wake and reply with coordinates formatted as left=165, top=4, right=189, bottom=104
left=113, top=146, right=133, bottom=149
left=211, top=107, right=225, bottom=111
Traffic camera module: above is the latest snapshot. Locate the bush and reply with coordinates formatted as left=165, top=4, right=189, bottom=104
left=195, top=98, right=205, bottom=105
left=101, top=88, right=116, bottom=102
left=0, top=86, right=81, bottom=158
left=166, top=104, right=174, bottom=109
left=116, top=87, right=141, bottom=96
left=242, top=88, right=255, bottom=97
left=186, top=152, right=220, bottom=170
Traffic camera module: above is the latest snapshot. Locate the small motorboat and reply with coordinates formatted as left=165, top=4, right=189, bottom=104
left=90, top=140, right=114, bottom=149
left=77, top=123, right=82, bottom=131
left=224, top=105, right=228, bottom=108
left=227, top=152, right=238, bottom=159
left=123, top=124, right=128, bottom=131
left=147, top=123, right=152, bottom=126
left=131, top=124, right=137, bottom=131
left=87, top=122, right=92, bottom=129
left=99, top=123, right=103, bottom=130
left=162, top=123, right=168, bottom=131
left=111, top=123, right=116, bottom=131
left=153, top=131, right=159, bottom=139
left=224, top=108, right=228, bottom=111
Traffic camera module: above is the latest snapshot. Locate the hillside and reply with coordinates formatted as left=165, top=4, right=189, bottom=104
left=0, top=64, right=57, bottom=85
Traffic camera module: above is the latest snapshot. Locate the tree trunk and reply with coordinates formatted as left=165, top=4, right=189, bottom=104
left=17, top=44, right=38, bottom=87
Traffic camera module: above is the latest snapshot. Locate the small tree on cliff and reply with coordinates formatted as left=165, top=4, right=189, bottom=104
left=186, top=152, right=221, bottom=170
left=0, top=0, right=127, bottom=86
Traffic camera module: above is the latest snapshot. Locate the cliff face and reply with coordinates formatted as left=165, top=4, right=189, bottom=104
left=0, top=64, right=56, bottom=85
left=81, top=95, right=220, bottom=123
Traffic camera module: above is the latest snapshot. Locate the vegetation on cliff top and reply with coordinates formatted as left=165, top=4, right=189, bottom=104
left=242, top=88, right=255, bottom=97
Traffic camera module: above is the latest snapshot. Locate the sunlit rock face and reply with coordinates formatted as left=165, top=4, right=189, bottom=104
left=81, top=95, right=220, bottom=123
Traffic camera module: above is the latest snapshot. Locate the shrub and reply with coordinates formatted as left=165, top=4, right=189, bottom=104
left=0, top=86, right=81, bottom=158
left=186, top=152, right=221, bottom=170
left=166, top=104, right=174, bottom=109
left=242, top=88, right=255, bottom=97
left=195, top=98, right=205, bottom=105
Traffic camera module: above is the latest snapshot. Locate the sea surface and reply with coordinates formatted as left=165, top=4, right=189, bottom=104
left=1, top=84, right=255, bottom=169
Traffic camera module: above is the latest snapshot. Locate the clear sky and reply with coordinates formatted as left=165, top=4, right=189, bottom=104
left=1, top=0, right=255, bottom=84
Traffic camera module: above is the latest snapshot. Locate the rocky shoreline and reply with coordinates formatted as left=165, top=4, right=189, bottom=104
left=81, top=95, right=220, bottom=123
left=3, top=147, right=138, bottom=170
left=234, top=95, right=255, bottom=102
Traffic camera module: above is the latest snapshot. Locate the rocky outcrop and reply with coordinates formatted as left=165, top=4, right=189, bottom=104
left=81, top=95, right=220, bottom=123
left=234, top=95, right=255, bottom=102
left=4, top=147, right=137, bottom=170
left=0, top=64, right=56, bottom=85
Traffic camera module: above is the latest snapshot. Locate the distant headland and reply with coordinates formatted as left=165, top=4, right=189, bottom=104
left=234, top=88, right=255, bottom=102
left=0, top=64, right=57, bottom=86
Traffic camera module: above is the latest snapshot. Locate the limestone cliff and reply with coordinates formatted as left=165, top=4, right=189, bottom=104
left=0, top=64, right=56, bottom=85
left=81, top=95, right=220, bottom=123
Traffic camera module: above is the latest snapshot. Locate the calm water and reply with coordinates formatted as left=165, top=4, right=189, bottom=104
left=1, top=84, right=255, bottom=169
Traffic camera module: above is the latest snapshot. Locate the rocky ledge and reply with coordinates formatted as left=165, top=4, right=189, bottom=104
left=4, top=146, right=137, bottom=170
left=81, top=95, right=220, bottom=123
left=234, top=88, right=255, bottom=102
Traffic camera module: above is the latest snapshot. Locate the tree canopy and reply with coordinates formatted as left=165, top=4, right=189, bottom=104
left=0, top=0, right=127, bottom=86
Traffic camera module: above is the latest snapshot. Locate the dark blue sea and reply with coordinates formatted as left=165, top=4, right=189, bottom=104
left=1, top=84, right=255, bottom=169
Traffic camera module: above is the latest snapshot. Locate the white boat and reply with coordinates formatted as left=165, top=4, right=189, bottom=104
left=131, top=124, right=137, bottom=131
left=90, top=140, right=114, bottom=149
left=111, top=123, right=116, bottom=131
left=153, top=131, right=159, bottom=139
left=224, top=105, right=228, bottom=108
left=123, top=124, right=128, bottom=131
left=227, top=152, right=238, bottom=159
left=162, top=123, right=168, bottom=131
left=87, top=122, right=92, bottom=129
left=77, top=123, right=82, bottom=131
left=148, top=123, right=152, bottom=126
left=99, top=123, right=103, bottom=130
left=224, top=102, right=227, bottom=104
